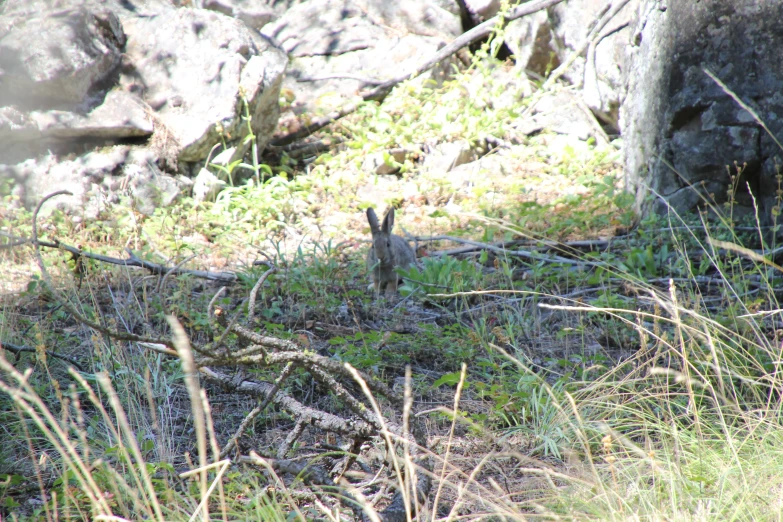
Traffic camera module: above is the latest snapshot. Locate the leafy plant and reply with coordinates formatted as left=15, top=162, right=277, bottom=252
left=398, top=255, right=483, bottom=299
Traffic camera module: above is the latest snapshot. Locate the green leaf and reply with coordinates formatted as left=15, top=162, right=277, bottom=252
left=433, top=372, right=464, bottom=388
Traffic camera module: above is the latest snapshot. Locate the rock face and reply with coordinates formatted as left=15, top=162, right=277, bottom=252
left=203, top=0, right=275, bottom=30
left=0, top=3, right=125, bottom=109
left=0, top=0, right=287, bottom=217
left=262, top=0, right=461, bottom=116
left=622, top=0, right=783, bottom=222
left=506, top=0, right=636, bottom=131
left=122, top=7, right=287, bottom=163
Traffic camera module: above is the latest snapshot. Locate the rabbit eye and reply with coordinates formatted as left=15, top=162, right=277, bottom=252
left=386, top=240, right=391, bottom=247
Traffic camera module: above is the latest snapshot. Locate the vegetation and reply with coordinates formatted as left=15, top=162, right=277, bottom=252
left=2, top=37, right=783, bottom=522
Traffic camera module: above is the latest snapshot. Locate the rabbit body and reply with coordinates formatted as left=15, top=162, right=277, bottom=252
left=366, top=207, right=417, bottom=295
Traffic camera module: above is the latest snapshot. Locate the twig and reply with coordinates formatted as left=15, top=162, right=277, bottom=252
left=0, top=341, right=85, bottom=372
left=278, top=420, right=307, bottom=459
left=295, top=73, right=386, bottom=86
left=247, top=266, right=277, bottom=323
left=30, top=191, right=177, bottom=354
left=156, top=254, right=197, bottom=294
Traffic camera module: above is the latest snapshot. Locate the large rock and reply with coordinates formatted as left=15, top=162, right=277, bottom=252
left=549, top=0, right=635, bottom=128
left=515, top=89, right=608, bottom=145
left=506, top=0, right=636, bottom=130
left=622, top=0, right=783, bottom=223
left=0, top=0, right=287, bottom=217
left=0, top=1, right=151, bottom=163
left=0, top=90, right=152, bottom=144
left=505, top=10, right=555, bottom=80
left=0, top=3, right=125, bottom=109
left=3, top=146, right=189, bottom=218
left=122, top=7, right=287, bottom=163
left=262, top=0, right=460, bottom=116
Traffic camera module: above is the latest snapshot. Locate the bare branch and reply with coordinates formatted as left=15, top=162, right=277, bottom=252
left=0, top=341, right=85, bottom=372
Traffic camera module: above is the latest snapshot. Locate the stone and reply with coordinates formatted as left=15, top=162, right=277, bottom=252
left=0, top=3, right=125, bottom=109
left=122, top=8, right=287, bottom=163
left=362, top=149, right=408, bottom=175
left=621, top=0, right=783, bottom=224
left=505, top=0, right=636, bottom=130
left=0, top=90, right=153, bottom=164
left=422, top=140, right=476, bottom=174
left=0, top=90, right=151, bottom=141
left=123, top=163, right=185, bottom=215
left=514, top=89, right=605, bottom=144
left=549, top=0, right=635, bottom=129
left=505, top=10, right=555, bottom=80
left=356, top=174, right=403, bottom=207
left=262, top=0, right=460, bottom=116
left=2, top=146, right=188, bottom=218
left=464, top=0, right=501, bottom=19
left=0, top=0, right=286, bottom=218
left=192, top=168, right=228, bottom=203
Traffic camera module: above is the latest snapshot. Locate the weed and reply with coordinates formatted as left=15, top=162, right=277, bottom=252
left=398, top=255, right=484, bottom=300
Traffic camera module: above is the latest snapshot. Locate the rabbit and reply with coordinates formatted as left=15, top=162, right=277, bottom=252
left=366, top=207, right=417, bottom=295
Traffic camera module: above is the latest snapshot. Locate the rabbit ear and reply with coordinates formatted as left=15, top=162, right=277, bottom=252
left=382, top=207, right=395, bottom=234
left=367, top=208, right=380, bottom=232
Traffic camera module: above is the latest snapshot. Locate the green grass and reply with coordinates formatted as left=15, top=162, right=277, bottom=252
left=5, top=42, right=783, bottom=522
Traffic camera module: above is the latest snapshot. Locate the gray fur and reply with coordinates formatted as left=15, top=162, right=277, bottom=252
left=366, top=207, right=417, bottom=295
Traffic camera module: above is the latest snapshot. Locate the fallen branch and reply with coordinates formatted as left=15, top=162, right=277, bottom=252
left=428, top=237, right=615, bottom=258
left=31, top=237, right=237, bottom=283
left=200, top=367, right=379, bottom=439
left=418, top=235, right=606, bottom=268
left=0, top=341, right=85, bottom=372
left=241, top=452, right=366, bottom=520
left=30, top=191, right=177, bottom=353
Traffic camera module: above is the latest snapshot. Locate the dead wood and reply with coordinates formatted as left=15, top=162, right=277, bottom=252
left=23, top=235, right=238, bottom=283
left=29, top=191, right=177, bottom=355
left=419, top=235, right=607, bottom=268
left=0, top=341, right=85, bottom=372
left=241, top=451, right=366, bottom=520
left=201, top=367, right=378, bottom=439
left=429, top=237, right=615, bottom=258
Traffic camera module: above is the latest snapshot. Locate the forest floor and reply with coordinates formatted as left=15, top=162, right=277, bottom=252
left=2, top=58, right=782, bottom=521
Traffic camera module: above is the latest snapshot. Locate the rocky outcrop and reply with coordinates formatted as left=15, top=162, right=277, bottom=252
left=0, top=0, right=635, bottom=221
left=621, top=0, right=783, bottom=222
left=262, top=0, right=461, bottom=116
left=203, top=0, right=275, bottom=30
left=1, top=146, right=188, bottom=218
left=0, top=90, right=152, bottom=144
left=506, top=0, right=636, bottom=131
left=0, top=0, right=286, bottom=217
left=121, top=7, right=287, bottom=163
left=0, top=2, right=125, bottom=109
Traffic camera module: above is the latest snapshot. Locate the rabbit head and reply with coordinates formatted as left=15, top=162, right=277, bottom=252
left=367, top=207, right=395, bottom=265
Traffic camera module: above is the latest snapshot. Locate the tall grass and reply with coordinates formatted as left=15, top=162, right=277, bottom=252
left=5, top=211, right=783, bottom=521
